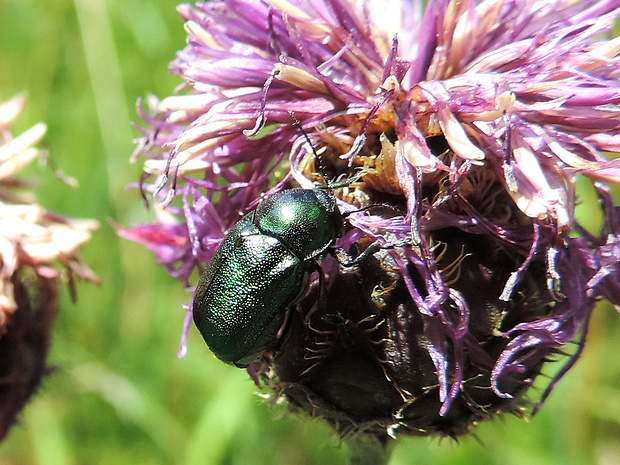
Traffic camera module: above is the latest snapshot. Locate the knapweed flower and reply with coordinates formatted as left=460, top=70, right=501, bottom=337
left=123, top=0, right=620, bottom=449
left=0, top=96, right=98, bottom=441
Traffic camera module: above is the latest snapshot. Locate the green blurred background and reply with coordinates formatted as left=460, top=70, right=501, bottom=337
left=0, top=0, right=619, bottom=464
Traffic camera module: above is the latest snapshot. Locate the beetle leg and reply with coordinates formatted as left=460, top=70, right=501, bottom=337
left=331, top=242, right=380, bottom=267
left=341, top=202, right=406, bottom=218
left=332, top=237, right=411, bottom=268
left=304, top=261, right=327, bottom=331
left=275, top=306, right=293, bottom=341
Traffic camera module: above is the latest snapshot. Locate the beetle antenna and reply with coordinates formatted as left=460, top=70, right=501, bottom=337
left=289, top=111, right=328, bottom=185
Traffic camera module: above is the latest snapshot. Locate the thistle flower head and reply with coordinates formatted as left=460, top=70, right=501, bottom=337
left=0, top=96, right=98, bottom=441
left=123, top=0, right=620, bottom=441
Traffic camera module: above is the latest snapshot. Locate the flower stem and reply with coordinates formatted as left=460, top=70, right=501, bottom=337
left=347, top=434, right=393, bottom=465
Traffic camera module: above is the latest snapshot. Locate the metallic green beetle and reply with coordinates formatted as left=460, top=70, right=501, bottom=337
left=192, top=188, right=344, bottom=367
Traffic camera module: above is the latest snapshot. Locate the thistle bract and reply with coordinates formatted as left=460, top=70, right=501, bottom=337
left=122, top=0, right=620, bottom=440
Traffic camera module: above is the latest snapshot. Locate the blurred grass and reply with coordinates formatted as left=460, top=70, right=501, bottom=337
left=0, top=0, right=619, bottom=464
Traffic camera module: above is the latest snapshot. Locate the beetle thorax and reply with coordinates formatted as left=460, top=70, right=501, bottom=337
left=254, top=189, right=343, bottom=261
